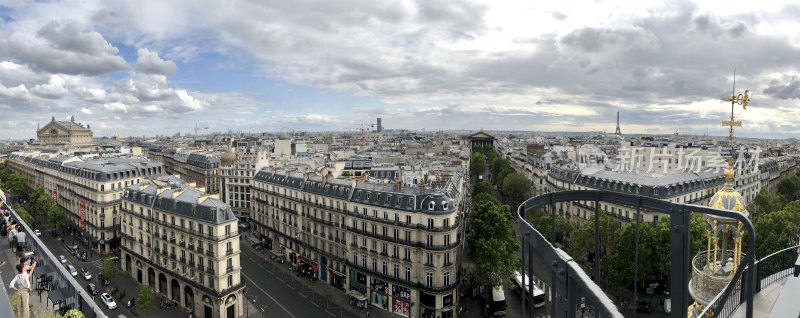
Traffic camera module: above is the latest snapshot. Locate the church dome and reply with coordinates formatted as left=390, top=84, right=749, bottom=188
left=220, top=152, right=237, bottom=165
left=707, top=161, right=747, bottom=213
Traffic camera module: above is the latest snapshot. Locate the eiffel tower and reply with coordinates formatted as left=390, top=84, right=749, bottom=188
left=614, top=111, right=621, bottom=135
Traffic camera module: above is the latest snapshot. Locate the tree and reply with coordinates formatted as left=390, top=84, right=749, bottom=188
left=470, top=152, right=487, bottom=177
left=472, top=192, right=499, bottom=206
left=47, top=205, right=68, bottom=232
left=753, top=201, right=800, bottom=258
left=3, top=172, right=28, bottom=199
left=776, top=176, right=800, bottom=201
left=748, top=189, right=785, bottom=216
left=603, top=221, right=657, bottom=288
left=137, top=284, right=154, bottom=310
left=472, top=181, right=493, bottom=197
left=470, top=200, right=520, bottom=288
left=567, top=213, right=619, bottom=264
left=12, top=205, right=34, bottom=226
left=502, top=173, right=532, bottom=211
left=524, top=209, right=574, bottom=245
left=62, top=309, right=86, bottom=318
left=340, top=171, right=352, bottom=177
left=102, top=259, right=117, bottom=281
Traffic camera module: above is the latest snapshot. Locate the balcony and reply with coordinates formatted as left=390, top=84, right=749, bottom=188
left=207, top=267, right=216, bottom=274
left=179, top=256, right=186, bottom=263
left=227, top=266, right=234, bottom=273
left=206, top=250, right=215, bottom=257
left=226, top=249, right=234, bottom=256
left=169, top=253, right=176, bottom=260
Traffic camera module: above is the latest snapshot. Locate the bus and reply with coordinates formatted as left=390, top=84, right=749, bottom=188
left=513, top=271, right=546, bottom=309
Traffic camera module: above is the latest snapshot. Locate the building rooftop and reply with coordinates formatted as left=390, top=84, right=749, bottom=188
left=124, top=177, right=236, bottom=225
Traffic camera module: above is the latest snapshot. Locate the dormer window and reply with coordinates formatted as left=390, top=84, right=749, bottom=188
left=428, top=201, right=435, bottom=210
left=442, top=202, right=449, bottom=210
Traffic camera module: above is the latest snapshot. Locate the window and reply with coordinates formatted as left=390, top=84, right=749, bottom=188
left=444, top=234, right=451, bottom=246
left=382, top=261, right=387, bottom=275
left=372, top=258, right=377, bottom=272
left=426, top=272, right=433, bottom=287
left=227, top=275, right=233, bottom=287
left=353, top=252, right=358, bottom=265
left=444, top=252, right=451, bottom=265
left=443, top=271, right=450, bottom=286
left=427, top=218, right=434, bottom=229
left=428, top=201, right=435, bottom=210
left=405, top=267, right=411, bottom=281
left=404, top=248, right=410, bottom=260
left=426, top=252, right=433, bottom=265
left=393, top=264, right=399, bottom=278
left=405, top=215, right=411, bottom=224
left=426, top=235, right=433, bottom=246
left=362, top=255, right=367, bottom=268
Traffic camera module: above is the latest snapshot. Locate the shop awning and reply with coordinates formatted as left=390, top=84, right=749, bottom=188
left=347, top=290, right=367, bottom=301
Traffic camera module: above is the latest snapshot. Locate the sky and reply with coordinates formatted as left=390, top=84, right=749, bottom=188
left=1, top=0, right=800, bottom=139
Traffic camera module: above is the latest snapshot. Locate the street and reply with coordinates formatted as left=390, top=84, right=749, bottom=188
left=239, top=244, right=363, bottom=318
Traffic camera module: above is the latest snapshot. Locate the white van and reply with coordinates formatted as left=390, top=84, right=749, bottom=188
left=490, top=286, right=507, bottom=316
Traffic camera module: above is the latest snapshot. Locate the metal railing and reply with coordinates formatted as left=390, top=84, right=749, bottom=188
left=517, top=190, right=756, bottom=318
left=2, top=195, right=106, bottom=318
left=698, top=244, right=799, bottom=317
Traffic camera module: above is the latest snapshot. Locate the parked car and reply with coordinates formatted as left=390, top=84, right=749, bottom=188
left=33, top=229, right=41, bottom=236
left=59, top=255, right=67, bottom=264
left=81, top=268, right=92, bottom=280
left=67, top=264, right=78, bottom=277
left=87, top=283, right=98, bottom=295
left=101, top=293, right=117, bottom=309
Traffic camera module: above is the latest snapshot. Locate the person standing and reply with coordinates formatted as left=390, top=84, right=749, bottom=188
left=15, top=225, right=27, bottom=252
left=9, top=260, right=36, bottom=318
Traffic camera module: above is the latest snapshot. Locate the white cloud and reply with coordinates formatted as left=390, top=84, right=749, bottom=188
left=80, top=107, right=93, bottom=114
left=135, top=48, right=177, bottom=75
left=0, top=83, right=31, bottom=101
left=31, top=75, right=68, bottom=99
left=175, top=89, right=203, bottom=112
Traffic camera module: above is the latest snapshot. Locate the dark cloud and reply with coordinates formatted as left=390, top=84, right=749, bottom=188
left=762, top=76, right=800, bottom=99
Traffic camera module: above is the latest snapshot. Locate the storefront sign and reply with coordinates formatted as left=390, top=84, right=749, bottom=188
left=357, top=272, right=367, bottom=285
left=80, top=200, right=85, bottom=230
left=392, top=285, right=411, bottom=300
left=392, top=299, right=410, bottom=317
left=443, top=294, right=453, bottom=308
left=52, top=188, right=57, bottom=204
left=371, top=278, right=387, bottom=293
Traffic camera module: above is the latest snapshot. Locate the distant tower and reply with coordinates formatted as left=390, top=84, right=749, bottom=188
left=615, top=111, right=622, bottom=135
left=376, top=118, right=383, bottom=132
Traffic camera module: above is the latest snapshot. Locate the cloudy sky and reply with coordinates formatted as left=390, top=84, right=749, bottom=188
left=1, top=0, right=800, bottom=139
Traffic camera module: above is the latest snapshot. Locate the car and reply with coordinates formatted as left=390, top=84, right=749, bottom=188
left=59, top=255, right=67, bottom=264
left=33, top=229, right=41, bottom=236
left=67, top=264, right=78, bottom=277
left=80, top=268, right=92, bottom=280
left=87, top=283, right=98, bottom=295
left=100, top=293, right=117, bottom=309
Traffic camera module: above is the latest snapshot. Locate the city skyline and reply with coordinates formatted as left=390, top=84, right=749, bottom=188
left=2, top=0, right=800, bottom=139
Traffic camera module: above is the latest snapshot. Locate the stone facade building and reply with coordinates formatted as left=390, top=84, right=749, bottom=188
left=250, top=169, right=465, bottom=318
left=37, top=116, right=94, bottom=146
left=6, top=153, right=165, bottom=253
left=121, top=177, right=244, bottom=318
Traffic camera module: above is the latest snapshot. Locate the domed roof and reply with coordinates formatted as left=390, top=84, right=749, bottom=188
left=220, top=152, right=237, bottom=164
left=708, top=161, right=747, bottom=213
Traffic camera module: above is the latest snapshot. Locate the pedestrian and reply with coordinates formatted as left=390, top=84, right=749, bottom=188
left=9, top=259, right=36, bottom=318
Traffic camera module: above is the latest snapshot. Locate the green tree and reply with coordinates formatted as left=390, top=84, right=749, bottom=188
left=567, top=213, right=619, bottom=264
left=62, top=309, right=86, bottom=318
left=748, top=189, right=785, bottom=216
left=753, top=201, right=800, bottom=258
left=137, top=284, right=154, bottom=310
left=524, top=209, right=574, bottom=245
left=12, top=205, right=34, bottom=226
left=472, top=192, right=499, bottom=206
left=47, top=205, right=68, bottom=232
left=603, top=221, right=657, bottom=288
left=470, top=200, right=520, bottom=288
left=340, top=171, right=352, bottom=177
left=470, top=152, right=487, bottom=177
left=502, top=173, right=532, bottom=211
left=472, top=181, right=493, bottom=197
left=3, top=172, right=28, bottom=199
left=102, top=259, right=117, bottom=281
left=776, top=176, right=800, bottom=201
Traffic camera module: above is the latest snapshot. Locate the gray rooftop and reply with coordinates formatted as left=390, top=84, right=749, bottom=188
left=124, top=177, right=236, bottom=225
left=9, top=153, right=166, bottom=182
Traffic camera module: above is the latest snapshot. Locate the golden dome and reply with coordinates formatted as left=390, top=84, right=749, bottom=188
left=220, top=152, right=237, bottom=165
left=708, top=160, right=747, bottom=213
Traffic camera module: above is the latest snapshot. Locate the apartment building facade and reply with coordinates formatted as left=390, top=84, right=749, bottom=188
left=219, top=140, right=269, bottom=222
left=7, top=153, right=165, bottom=254
left=121, top=178, right=244, bottom=318
left=251, top=169, right=465, bottom=318
left=147, top=148, right=222, bottom=194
